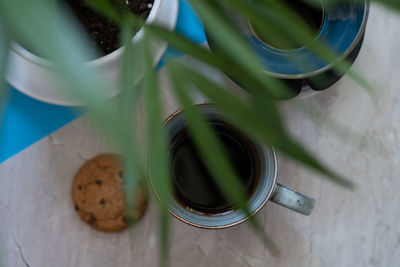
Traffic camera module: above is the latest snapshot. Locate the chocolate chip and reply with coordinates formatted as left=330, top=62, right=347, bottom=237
left=122, top=216, right=127, bottom=223
left=95, top=180, right=102, bottom=186
left=75, top=205, right=79, bottom=211
left=99, top=199, right=106, bottom=205
left=88, top=215, right=97, bottom=225
left=77, top=185, right=82, bottom=190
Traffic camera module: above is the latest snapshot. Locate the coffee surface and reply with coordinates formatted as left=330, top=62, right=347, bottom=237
left=171, top=121, right=259, bottom=214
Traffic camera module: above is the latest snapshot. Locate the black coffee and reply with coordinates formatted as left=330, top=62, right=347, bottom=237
left=250, top=0, right=324, bottom=50
left=170, top=120, right=259, bottom=214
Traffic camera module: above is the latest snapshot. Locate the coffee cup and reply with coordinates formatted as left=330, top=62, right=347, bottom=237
left=150, top=104, right=315, bottom=229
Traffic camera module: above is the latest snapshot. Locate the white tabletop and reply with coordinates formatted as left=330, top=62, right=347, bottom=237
left=1, top=3, right=400, bottom=267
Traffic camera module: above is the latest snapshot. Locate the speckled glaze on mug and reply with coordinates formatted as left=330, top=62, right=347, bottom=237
left=150, top=104, right=315, bottom=229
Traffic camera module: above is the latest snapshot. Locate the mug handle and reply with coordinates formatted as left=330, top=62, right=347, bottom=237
left=270, top=183, right=315, bottom=216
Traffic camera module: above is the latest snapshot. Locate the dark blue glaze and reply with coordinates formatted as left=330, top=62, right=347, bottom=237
left=247, top=1, right=369, bottom=77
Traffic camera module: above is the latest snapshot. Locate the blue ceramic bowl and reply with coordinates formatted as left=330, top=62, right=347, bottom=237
left=207, top=0, right=370, bottom=96
left=246, top=0, right=369, bottom=77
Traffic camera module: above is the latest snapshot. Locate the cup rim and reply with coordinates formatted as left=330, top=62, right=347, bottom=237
left=10, top=0, right=163, bottom=68
left=148, top=103, right=278, bottom=229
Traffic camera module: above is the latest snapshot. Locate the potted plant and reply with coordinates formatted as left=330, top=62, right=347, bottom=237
left=4, top=0, right=178, bottom=105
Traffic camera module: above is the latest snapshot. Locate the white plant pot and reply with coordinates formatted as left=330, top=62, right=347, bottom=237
left=5, top=0, right=179, bottom=106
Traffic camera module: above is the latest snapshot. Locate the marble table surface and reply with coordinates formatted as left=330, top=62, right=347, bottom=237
left=1, top=3, right=400, bottom=267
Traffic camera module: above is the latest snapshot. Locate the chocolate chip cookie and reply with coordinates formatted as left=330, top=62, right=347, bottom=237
left=72, top=154, right=148, bottom=232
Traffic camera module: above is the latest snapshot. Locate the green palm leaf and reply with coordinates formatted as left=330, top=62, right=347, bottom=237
left=143, top=32, right=172, bottom=267
left=169, top=62, right=280, bottom=255
left=171, top=62, right=354, bottom=189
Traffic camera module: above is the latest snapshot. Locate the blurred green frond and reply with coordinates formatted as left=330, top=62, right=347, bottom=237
left=143, top=32, right=171, bottom=267
left=375, top=0, right=400, bottom=11
left=0, top=21, right=9, bottom=110
left=147, top=24, right=295, bottom=100
left=323, top=0, right=400, bottom=12
left=84, top=0, right=122, bottom=23
left=169, top=62, right=280, bottom=255
left=118, top=20, right=143, bottom=220
left=171, top=63, right=354, bottom=189
left=188, top=0, right=295, bottom=98
left=0, top=20, right=10, bottom=150
left=2, top=0, right=393, bottom=264
left=209, top=0, right=373, bottom=93
left=290, top=100, right=374, bottom=150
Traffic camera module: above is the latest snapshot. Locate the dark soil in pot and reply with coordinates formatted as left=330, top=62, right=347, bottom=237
left=65, top=0, right=154, bottom=56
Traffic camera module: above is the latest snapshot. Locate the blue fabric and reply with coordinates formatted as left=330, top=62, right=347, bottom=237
left=0, top=0, right=206, bottom=164
left=158, top=0, right=206, bottom=67
left=0, top=87, right=78, bottom=163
